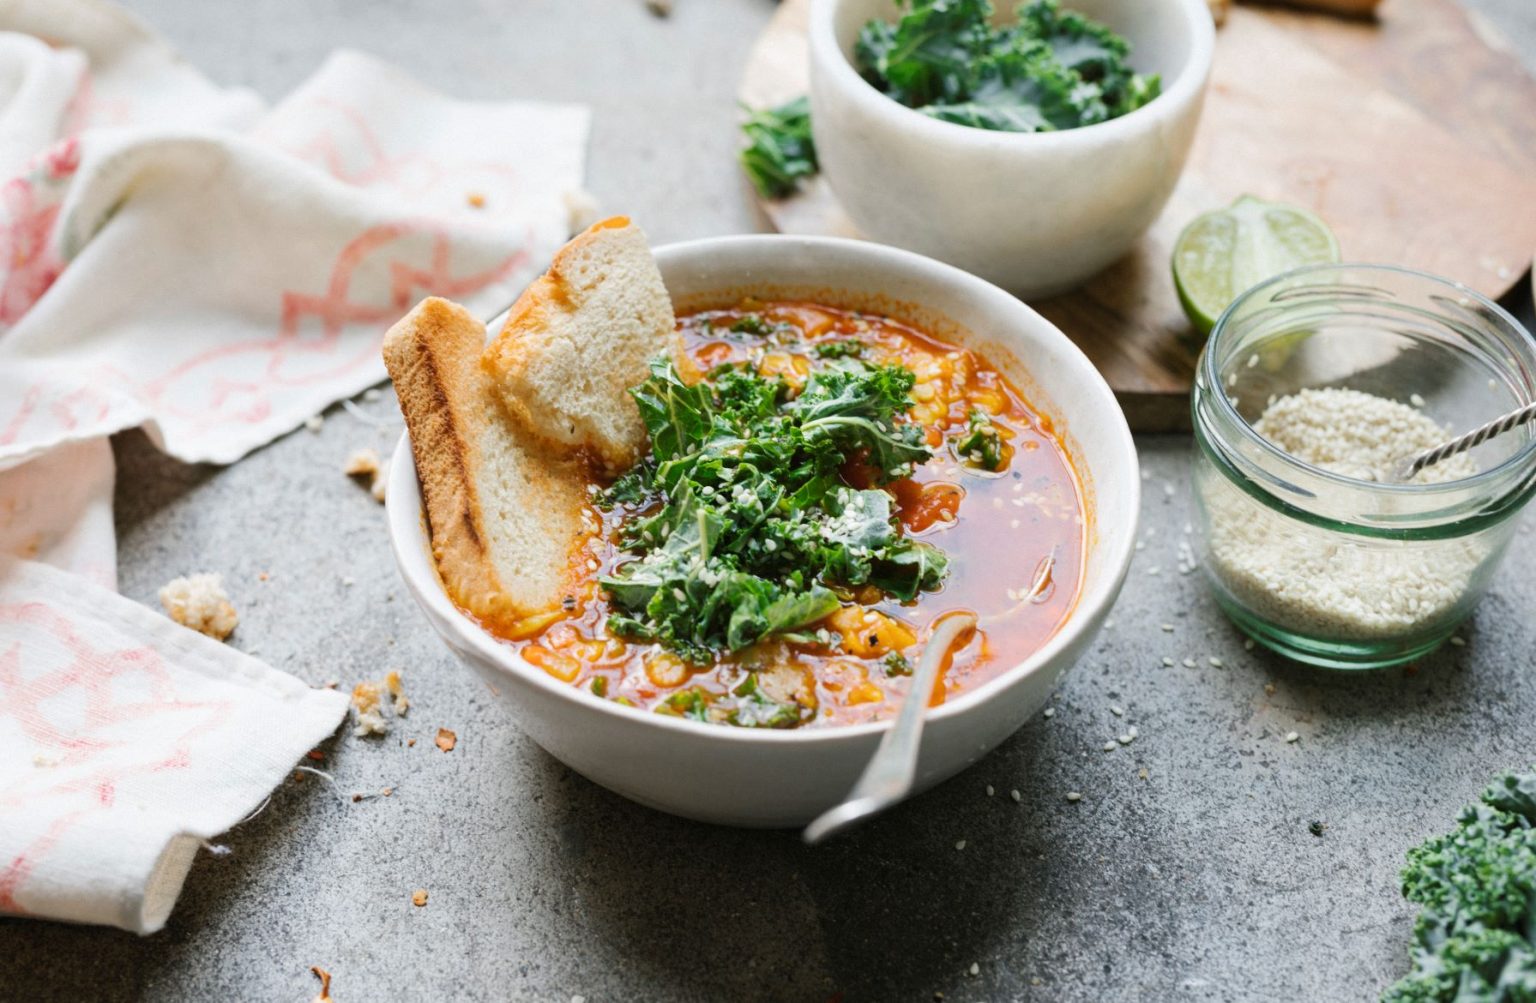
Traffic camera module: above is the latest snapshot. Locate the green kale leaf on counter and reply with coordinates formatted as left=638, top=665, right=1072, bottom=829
left=738, top=95, right=818, bottom=199
left=597, top=357, right=947, bottom=665
left=855, top=0, right=1160, bottom=133
left=1383, top=768, right=1536, bottom=1002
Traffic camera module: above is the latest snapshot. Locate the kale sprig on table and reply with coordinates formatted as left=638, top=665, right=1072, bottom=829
left=854, top=0, right=1160, bottom=133
left=1382, top=768, right=1536, bottom=1002
left=598, top=357, right=948, bottom=663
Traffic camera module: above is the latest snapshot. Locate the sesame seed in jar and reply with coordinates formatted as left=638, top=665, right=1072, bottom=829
left=1202, top=388, right=1485, bottom=644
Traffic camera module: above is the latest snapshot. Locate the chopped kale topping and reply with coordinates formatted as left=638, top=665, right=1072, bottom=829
left=955, top=408, right=1005, bottom=471
left=813, top=340, right=867, bottom=359
left=598, top=356, right=948, bottom=664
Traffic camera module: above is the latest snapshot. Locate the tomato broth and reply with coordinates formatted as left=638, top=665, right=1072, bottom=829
left=492, top=300, right=1085, bottom=728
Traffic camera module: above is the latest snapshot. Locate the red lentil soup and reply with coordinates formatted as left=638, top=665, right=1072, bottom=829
left=490, top=300, right=1084, bottom=729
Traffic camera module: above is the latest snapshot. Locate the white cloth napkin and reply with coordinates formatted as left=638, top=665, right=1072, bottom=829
left=0, top=0, right=589, bottom=933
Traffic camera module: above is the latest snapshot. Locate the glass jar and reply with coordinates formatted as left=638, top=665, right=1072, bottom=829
left=1191, top=264, right=1536, bottom=668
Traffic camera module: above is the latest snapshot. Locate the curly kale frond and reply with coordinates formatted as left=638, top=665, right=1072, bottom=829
left=1383, top=767, right=1536, bottom=1002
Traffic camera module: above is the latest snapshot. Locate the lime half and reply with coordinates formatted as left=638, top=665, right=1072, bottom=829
left=1173, top=196, right=1341, bottom=336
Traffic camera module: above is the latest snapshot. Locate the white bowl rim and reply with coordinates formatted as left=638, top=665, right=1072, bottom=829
left=808, top=0, right=1215, bottom=149
left=386, top=234, right=1140, bottom=746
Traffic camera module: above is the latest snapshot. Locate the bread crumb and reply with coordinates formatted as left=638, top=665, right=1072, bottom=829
left=306, top=749, right=325, bottom=762
left=1206, top=0, right=1229, bottom=26
left=310, top=966, right=334, bottom=1003
left=466, top=191, right=486, bottom=208
left=412, top=888, right=429, bottom=907
left=562, top=188, right=601, bottom=235
left=435, top=728, right=457, bottom=753
left=407, top=738, right=416, bottom=748
left=645, top=0, right=673, bottom=15
left=351, top=681, right=388, bottom=737
left=344, top=448, right=388, bottom=503
left=158, top=574, right=238, bottom=640
left=343, top=448, right=380, bottom=478
left=385, top=670, right=410, bottom=716
left=304, top=414, right=324, bottom=433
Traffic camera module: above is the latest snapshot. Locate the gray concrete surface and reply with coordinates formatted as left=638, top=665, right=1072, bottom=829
left=4, top=1, right=1536, bottom=1000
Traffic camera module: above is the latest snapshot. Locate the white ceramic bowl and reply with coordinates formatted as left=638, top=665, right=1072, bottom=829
left=386, top=235, right=1139, bottom=827
left=808, top=0, right=1214, bottom=299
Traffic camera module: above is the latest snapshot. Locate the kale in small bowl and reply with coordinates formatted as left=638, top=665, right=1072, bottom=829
left=854, top=0, right=1161, bottom=133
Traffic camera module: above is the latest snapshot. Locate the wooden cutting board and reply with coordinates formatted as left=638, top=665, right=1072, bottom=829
left=739, top=0, right=1536, bottom=431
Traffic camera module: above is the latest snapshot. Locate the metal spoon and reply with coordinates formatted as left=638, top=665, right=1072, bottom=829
left=803, top=611, right=979, bottom=844
left=1391, top=400, right=1536, bottom=482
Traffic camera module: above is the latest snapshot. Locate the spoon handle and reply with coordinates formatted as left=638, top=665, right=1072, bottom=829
left=803, top=611, right=977, bottom=844
left=1397, top=400, right=1536, bottom=480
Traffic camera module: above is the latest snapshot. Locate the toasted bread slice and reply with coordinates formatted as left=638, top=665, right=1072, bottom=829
left=483, top=217, right=683, bottom=473
left=383, top=297, right=590, bottom=630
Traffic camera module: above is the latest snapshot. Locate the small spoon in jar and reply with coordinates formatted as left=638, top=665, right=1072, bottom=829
left=803, top=611, right=979, bottom=844
left=1390, top=400, right=1536, bottom=482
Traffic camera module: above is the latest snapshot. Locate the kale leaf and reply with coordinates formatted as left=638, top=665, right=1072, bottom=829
left=856, top=0, right=1160, bottom=134
left=738, top=96, right=819, bottom=199
left=1383, top=767, right=1536, bottom=1002
left=598, top=356, right=947, bottom=663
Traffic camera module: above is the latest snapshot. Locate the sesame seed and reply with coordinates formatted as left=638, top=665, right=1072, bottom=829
left=1161, top=656, right=1174, bottom=667
left=1285, top=731, right=1300, bottom=743
left=955, top=840, right=966, bottom=850
left=1161, top=623, right=1174, bottom=632
left=1065, top=791, right=1082, bottom=802
left=1110, top=705, right=1123, bottom=717
left=1246, top=354, right=1260, bottom=369
left=1010, top=789, right=1021, bottom=802
left=986, top=785, right=994, bottom=796
left=1244, top=638, right=1255, bottom=651
left=1449, top=635, right=1466, bottom=647
left=1042, top=707, right=1055, bottom=718
left=1208, top=657, right=1224, bottom=668
left=1146, top=566, right=1161, bottom=576
left=968, top=963, right=980, bottom=976
left=1102, top=741, right=1117, bottom=752
left=1117, top=733, right=1134, bottom=745
left=1182, top=658, right=1196, bottom=668
left=1409, top=393, right=1425, bottom=407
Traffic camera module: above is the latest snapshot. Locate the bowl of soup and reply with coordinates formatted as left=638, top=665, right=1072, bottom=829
left=386, top=235, right=1139, bottom=826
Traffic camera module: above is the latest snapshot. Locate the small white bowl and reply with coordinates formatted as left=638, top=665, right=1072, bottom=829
left=808, top=0, right=1214, bottom=299
left=386, top=235, right=1139, bottom=827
